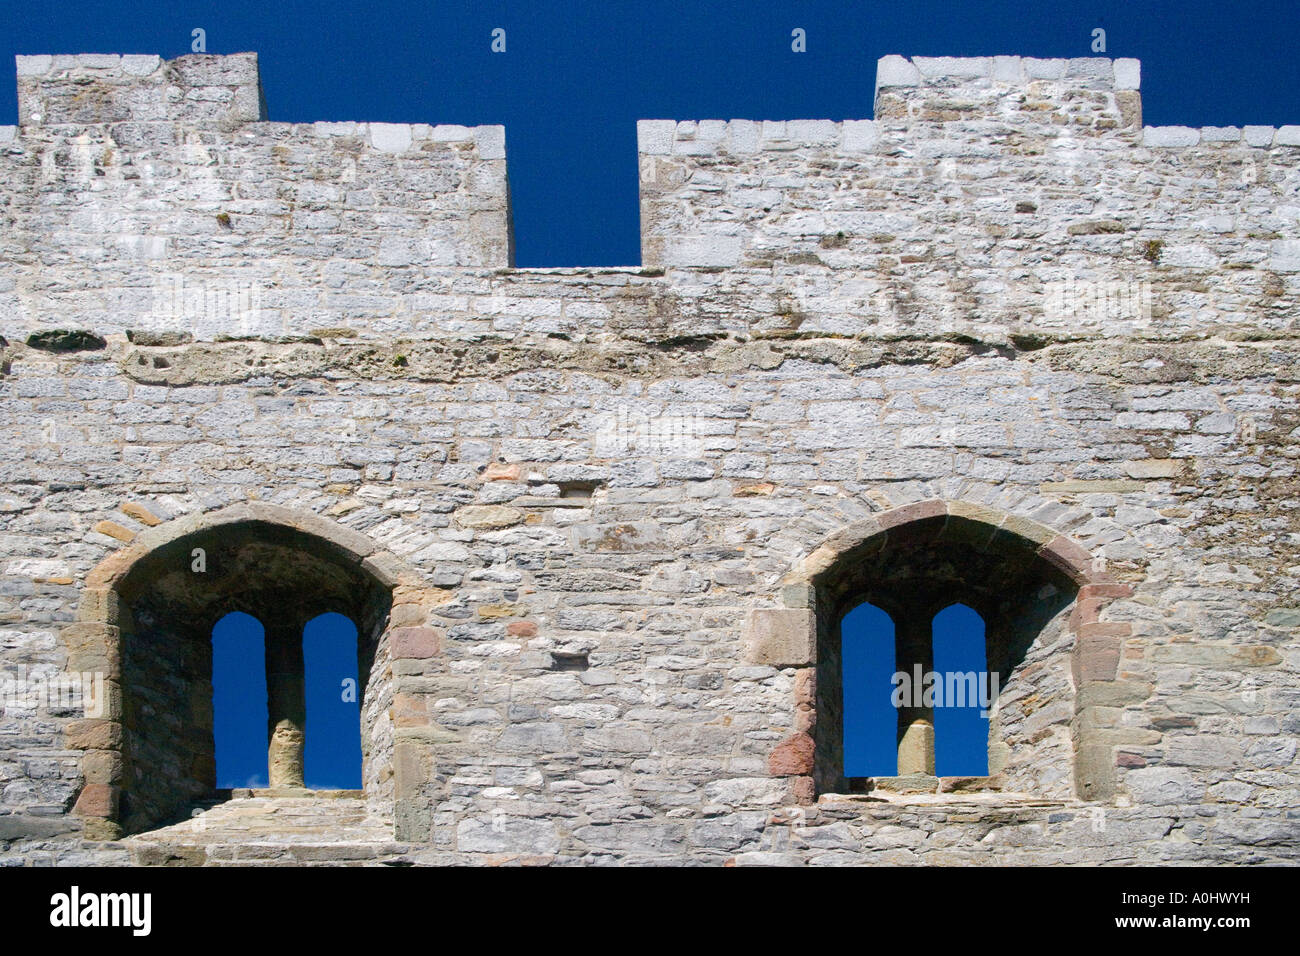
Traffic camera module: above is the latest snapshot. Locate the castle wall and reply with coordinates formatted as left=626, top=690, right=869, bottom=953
left=2, top=54, right=511, bottom=343
left=0, top=52, right=1296, bottom=865
left=638, top=56, right=1299, bottom=343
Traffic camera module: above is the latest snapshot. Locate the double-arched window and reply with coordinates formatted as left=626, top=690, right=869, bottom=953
left=842, top=601, right=991, bottom=778
left=211, top=611, right=362, bottom=790
left=807, top=507, right=1087, bottom=799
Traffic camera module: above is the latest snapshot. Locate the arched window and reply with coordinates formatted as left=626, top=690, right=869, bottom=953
left=303, top=613, right=362, bottom=790
left=808, top=505, right=1082, bottom=797
left=79, top=510, right=400, bottom=837
left=841, top=602, right=896, bottom=778
left=931, top=603, right=989, bottom=777
left=211, top=612, right=269, bottom=789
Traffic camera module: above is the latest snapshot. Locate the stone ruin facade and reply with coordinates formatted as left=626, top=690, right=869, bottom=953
left=0, top=51, right=1297, bottom=866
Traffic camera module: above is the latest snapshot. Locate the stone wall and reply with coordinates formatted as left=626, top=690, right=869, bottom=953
left=0, top=51, right=1296, bottom=865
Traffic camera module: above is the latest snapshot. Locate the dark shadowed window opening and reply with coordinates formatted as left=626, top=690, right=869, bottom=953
left=932, top=603, right=989, bottom=777
left=212, top=612, right=269, bottom=789
left=304, top=612, right=362, bottom=790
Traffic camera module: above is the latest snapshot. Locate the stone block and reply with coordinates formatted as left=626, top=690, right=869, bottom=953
left=1113, top=58, right=1141, bottom=90
left=389, top=627, right=441, bottom=660
left=660, top=235, right=744, bottom=267
left=474, top=125, right=506, bottom=159
left=743, top=609, right=815, bottom=667
left=1143, top=126, right=1200, bottom=147
left=369, top=123, right=412, bottom=153
left=1123, top=767, right=1204, bottom=806
left=1242, top=125, right=1275, bottom=146
left=637, top=119, right=676, bottom=155
left=73, top=783, right=119, bottom=819
left=875, top=55, right=922, bottom=88
left=841, top=120, right=878, bottom=151
left=768, top=733, right=814, bottom=776
left=65, top=719, right=123, bottom=751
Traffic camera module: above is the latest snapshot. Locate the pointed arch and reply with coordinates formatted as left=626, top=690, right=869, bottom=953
left=63, top=503, right=431, bottom=839
left=754, top=499, right=1141, bottom=803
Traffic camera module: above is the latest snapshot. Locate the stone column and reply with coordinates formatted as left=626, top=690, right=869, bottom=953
left=264, top=620, right=306, bottom=789
left=896, top=617, right=935, bottom=775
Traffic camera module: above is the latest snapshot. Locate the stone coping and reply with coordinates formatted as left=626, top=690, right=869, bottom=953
left=818, top=792, right=1075, bottom=809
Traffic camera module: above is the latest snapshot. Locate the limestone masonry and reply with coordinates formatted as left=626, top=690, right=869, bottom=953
left=0, top=51, right=1297, bottom=866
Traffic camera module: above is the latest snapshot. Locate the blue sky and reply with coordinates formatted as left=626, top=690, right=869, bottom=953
left=212, top=612, right=360, bottom=790
left=3, top=1, right=1296, bottom=265
left=843, top=602, right=989, bottom=777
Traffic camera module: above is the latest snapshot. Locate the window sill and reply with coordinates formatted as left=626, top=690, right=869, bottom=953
left=822, top=776, right=1073, bottom=808
left=220, top=787, right=366, bottom=799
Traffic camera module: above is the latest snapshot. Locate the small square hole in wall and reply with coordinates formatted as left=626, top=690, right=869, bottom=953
left=550, top=651, right=589, bottom=671
left=557, top=480, right=602, bottom=500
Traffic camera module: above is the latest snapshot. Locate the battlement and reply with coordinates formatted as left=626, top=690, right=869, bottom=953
left=1, top=51, right=1297, bottom=345
left=1, top=51, right=1299, bottom=872
left=16, top=52, right=267, bottom=127
left=873, top=54, right=1140, bottom=126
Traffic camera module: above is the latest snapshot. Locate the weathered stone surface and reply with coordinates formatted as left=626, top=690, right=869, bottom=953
left=743, top=609, right=815, bottom=667
left=455, top=505, right=525, bottom=529
left=1123, top=768, right=1205, bottom=805
left=0, top=50, right=1296, bottom=868
left=457, top=818, right=562, bottom=855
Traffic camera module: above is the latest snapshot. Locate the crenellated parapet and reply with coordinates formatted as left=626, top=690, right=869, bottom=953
left=637, top=55, right=1299, bottom=343
left=0, top=52, right=1296, bottom=345
left=16, top=53, right=267, bottom=128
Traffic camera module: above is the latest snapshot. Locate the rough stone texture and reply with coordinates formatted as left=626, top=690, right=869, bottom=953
left=744, top=609, right=815, bottom=667
left=1, top=53, right=1298, bottom=866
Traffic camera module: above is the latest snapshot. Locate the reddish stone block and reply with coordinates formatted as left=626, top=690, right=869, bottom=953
left=768, top=732, right=815, bottom=776
left=1038, top=535, right=1095, bottom=582
left=507, top=620, right=538, bottom=637
left=73, top=783, right=118, bottom=819
left=876, top=499, right=947, bottom=532
left=390, top=627, right=441, bottom=659
left=1070, top=597, right=1105, bottom=628
left=1077, top=582, right=1134, bottom=601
